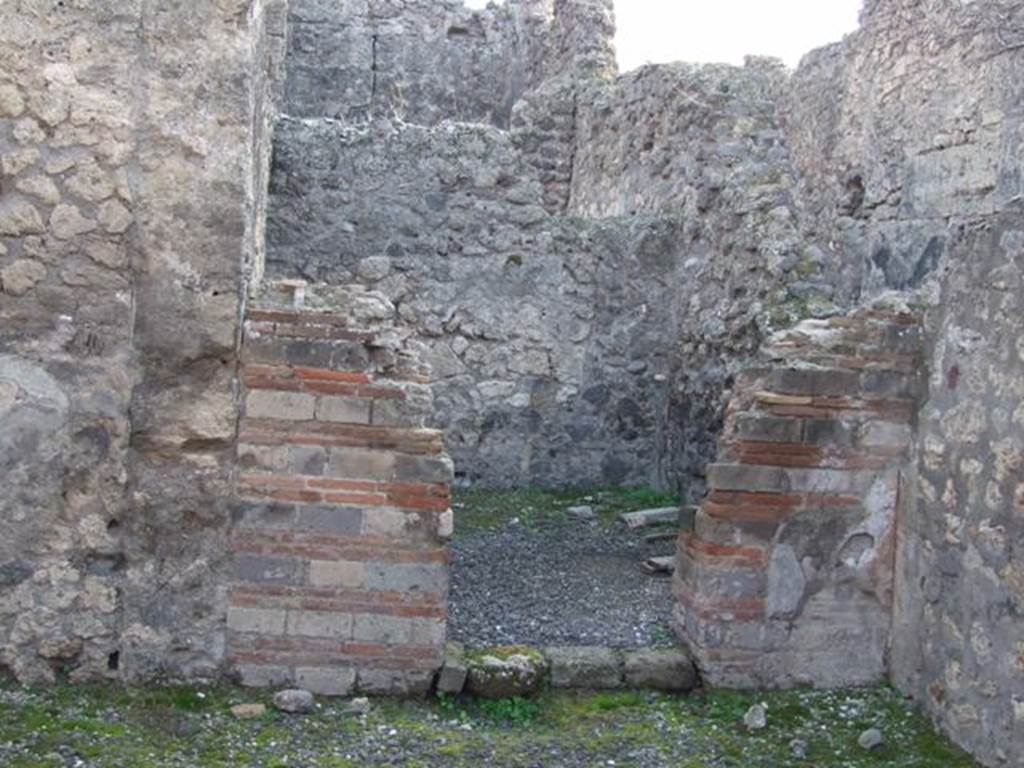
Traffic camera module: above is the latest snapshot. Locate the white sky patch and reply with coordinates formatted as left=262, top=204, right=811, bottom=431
left=462, top=0, right=864, bottom=71
left=614, top=0, right=863, bottom=70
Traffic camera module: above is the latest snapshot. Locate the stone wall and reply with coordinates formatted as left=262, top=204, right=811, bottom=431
left=784, top=0, right=1023, bottom=299
left=229, top=284, right=452, bottom=695
left=267, top=7, right=834, bottom=491
left=674, top=296, right=923, bottom=688
left=0, top=0, right=279, bottom=683
left=267, top=117, right=684, bottom=487
left=890, top=215, right=1024, bottom=766
left=284, top=0, right=540, bottom=127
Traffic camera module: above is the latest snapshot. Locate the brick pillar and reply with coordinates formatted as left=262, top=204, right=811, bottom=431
left=673, top=296, right=923, bottom=688
left=227, top=285, right=453, bottom=695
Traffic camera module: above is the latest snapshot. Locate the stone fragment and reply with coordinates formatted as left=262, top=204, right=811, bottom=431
left=437, top=642, right=469, bottom=695
left=0, top=84, right=25, bottom=117
left=12, top=118, right=45, bottom=144
left=743, top=703, right=767, bottom=730
left=1, top=260, right=47, bottom=296
left=2, top=148, right=40, bottom=176
left=567, top=505, right=596, bottom=521
left=858, top=728, right=884, bottom=750
left=230, top=703, right=267, bottom=720
left=16, top=175, right=61, bottom=205
left=619, top=508, right=680, bottom=529
left=790, top=738, right=808, bottom=759
left=29, top=90, right=69, bottom=127
left=547, top=646, right=624, bottom=689
left=86, top=241, right=127, bottom=269
left=50, top=204, right=97, bottom=239
left=623, top=649, right=697, bottom=692
left=45, top=155, right=78, bottom=175
left=272, top=688, right=315, bottom=714
left=346, top=697, right=371, bottom=715
left=66, top=162, right=115, bottom=202
left=465, top=646, right=548, bottom=699
left=0, top=201, right=45, bottom=236
left=98, top=199, right=133, bottom=234
left=357, top=256, right=392, bottom=282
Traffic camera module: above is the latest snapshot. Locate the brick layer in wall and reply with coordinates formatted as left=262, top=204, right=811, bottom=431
left=673, top=297, right=924, bottom=688
left=228, top=304, right=453, bottom=696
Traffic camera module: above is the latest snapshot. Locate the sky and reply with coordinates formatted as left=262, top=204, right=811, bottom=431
left=464, top=0, right=864, bottom=71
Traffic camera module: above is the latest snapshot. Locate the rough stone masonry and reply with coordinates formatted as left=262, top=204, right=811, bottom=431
left=0, top=1, right=1022, bottom=766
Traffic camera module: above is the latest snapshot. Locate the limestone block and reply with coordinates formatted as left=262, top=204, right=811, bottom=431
left=0, top=84, right=26, bottom=117
left=547, top=646, right=624, bottom=689
left=97, top=199, right=133, bottom=234
left=465, top=647, right=548, bottom=699
left=50, top=203, right=97, bottom=239
left=2, top=148, right=40, bottom=176
left=0, top=200, right=45, bottom=236
left=0, top=260, right=47, bottom=296
left=623, top=649, right=697, bottom=692
left=15, top=175, right=61, bottom=205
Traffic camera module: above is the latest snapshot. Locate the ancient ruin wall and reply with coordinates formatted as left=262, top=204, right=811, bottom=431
left=674, top=296, right=924, bottom=688
left=268, top=0, right=834, bottom=491
left=782, top=2, right=1024, bottom=763
left=230, top=285, right=452, bottom=696
left=0, top=0, right=281, bottom=683
left=889, top=214, right=1024, bottom=768
left=784, top=0, right=1023, bottom=299
left=284, top=0, right=547, bottom=127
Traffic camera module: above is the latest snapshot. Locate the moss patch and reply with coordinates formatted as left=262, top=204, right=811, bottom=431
left=452, top=485, right=681, bottom=534
left=0, top=681, right=978, bottom=767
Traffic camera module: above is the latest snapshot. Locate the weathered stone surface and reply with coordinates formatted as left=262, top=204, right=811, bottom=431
left=743, top=704, right=768, bottom=731
left=0, top=2, right=1019, bottom=764
left=50, top=204, right=97, bottom=240
left=465, top=647, right=548, bottom=699
left=231, top=704, right=267, bottom=720
left=437, top=642, right=469, bottom=695
left=1, top=260, right=47, bottom=296
left=858, top=728, right=884, bottom=750
left=622, top=649, right=697, bottom=692
left=272, top=689, right=315, bottom=714
left=547, top=646, right=623, bottom=690
left=0, top=200, right=44, bottom=236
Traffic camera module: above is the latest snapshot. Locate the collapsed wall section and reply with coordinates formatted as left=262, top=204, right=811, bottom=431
left=284, top=0, right=550, bottom=127
left=228, top=285, right=452, bottom=695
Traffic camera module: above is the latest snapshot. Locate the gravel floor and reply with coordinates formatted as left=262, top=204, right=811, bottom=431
left=448, top=517, right=676, bottom=648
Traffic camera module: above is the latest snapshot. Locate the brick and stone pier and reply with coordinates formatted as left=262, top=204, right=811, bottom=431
left=674, top=296, right=924, bottom=688
left=227, top=285, right=453, bottom=695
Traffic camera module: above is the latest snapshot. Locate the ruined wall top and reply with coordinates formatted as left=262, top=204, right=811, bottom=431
left=283, top=0, right=616, bottom=126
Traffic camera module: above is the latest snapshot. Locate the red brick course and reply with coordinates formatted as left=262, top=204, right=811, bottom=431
left=674, top=302, right=923, bottom=688
left=229, top=300, right=451, bottom=694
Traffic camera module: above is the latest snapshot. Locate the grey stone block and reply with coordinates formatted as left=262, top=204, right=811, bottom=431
left=546, top=646, right=623, bottom=689
left=623, top=649, right=698, bottom=692
left=437, top=642, right=468, bottom=695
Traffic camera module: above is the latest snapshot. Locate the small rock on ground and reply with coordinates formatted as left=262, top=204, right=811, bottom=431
left=466, top=648, right=548, bottom=699
left=230, top=703, right=266, bottom=720
left=859, top=727, right=884, bottom=750
left=743, top=703, right=767, bottom=730
left=567, top=505, right=596, bottom=521
left=273, top=689, right=315, bottom=714
left=346, top=697, right=371, bottom=715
